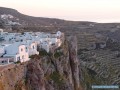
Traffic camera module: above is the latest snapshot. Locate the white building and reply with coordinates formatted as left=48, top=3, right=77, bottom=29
left=0, top=31, right=63, bottom=65
left=0, top=44, right=11, bottom=56
left=56, top=31, right=62, bottom=38
left=23, top=40, right=39, bottom=56
left=0, top=47, right=5, bottom=57
left=3, top=42, right=29, bottom=63
left=0, top=28, right=3, bottom=34
left=39, top=41, right=52, bottom=53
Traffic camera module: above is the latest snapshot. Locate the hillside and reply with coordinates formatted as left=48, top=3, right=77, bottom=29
left=0, top=7, right=65, bottom=26
left=1, top=7, right=120, bottom=41
left=1, top=7, right=120, bottom=90
left=0, top=7, right=96, bottom=32
left=0, top=36, right=83, bottom=90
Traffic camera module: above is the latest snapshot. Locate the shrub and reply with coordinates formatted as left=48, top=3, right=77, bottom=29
left=54, top=52, right=63, bottom=58
left=39, top=49, right=48, bottom=56
left=50, top=71, right=64, bottom=86
left=14, top=61, right=21, bottom=64
left=29, top=54, right=40, bottom=59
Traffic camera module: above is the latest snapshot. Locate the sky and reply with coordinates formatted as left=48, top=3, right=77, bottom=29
left=0, top=0, right=120, bottom=23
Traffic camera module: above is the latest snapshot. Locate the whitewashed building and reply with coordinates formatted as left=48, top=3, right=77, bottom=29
left=3, top=42, right=29, bottom=63
left=23, top=40, right=39, bottom=56
left=0, top=31, right=63, bottom=65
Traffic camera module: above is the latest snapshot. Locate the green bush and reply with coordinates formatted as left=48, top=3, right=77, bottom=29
left=39, top=49, right=48, bottom=56
left=54, top=52, right=63, bottom=58
left=29, top=49, right=51, bottom=58
left=29, top=54, right=40, bottom=59
left=14, top=61, right=21, bottom=64
left=50, top=71, right=64, bottom=86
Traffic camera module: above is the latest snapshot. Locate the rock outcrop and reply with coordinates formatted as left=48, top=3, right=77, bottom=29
left=0, top=36, right=83, bottom=90
left=68, top=36, right=82, bottom=90
left=0, top=63, right=28, bottom=90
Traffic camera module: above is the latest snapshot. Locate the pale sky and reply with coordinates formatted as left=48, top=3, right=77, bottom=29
left=0, top=0, right=120, bottom=23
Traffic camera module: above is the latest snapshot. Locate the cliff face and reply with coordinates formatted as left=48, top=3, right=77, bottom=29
left=0, top=63, right=28, bottom=90
left=0, top=36, right=83, bottom=90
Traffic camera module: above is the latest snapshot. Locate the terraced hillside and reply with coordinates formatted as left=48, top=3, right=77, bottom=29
left=79, top=48, right=120, bottom=89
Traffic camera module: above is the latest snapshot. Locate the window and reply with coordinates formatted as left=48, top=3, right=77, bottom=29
left=21, top=48, right=23, bottom=52
left=33, top=45, right=35, bottom=49
left=2, top=61, right=4, bottom=63
left=17, top=57, right=20, bottom=61
left=52, top=43, right=55, bottom=46
left=26, top=47, right=28, bottom=52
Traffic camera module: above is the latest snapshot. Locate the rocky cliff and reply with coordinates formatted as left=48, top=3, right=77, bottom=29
left=0, top=36, right=83, bottom=90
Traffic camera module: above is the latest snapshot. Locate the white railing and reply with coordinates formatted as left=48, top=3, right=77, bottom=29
left=0, top=58, right=14, bottom=65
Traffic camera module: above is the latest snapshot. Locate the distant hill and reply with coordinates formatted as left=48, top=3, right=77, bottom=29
left=1, top=7, right=120, bottom=43
left=0, top=7, right=96, bottom=27
left=0, top=7, right=65, bottom=26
